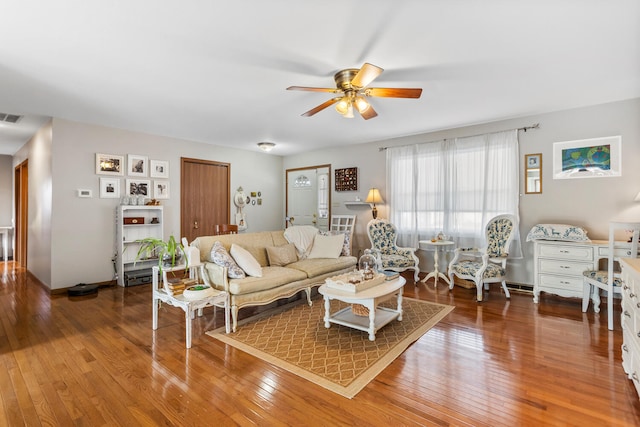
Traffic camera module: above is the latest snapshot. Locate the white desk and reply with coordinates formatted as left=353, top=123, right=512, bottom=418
left=152, top=265, right=229, bottom=349
left=419, top=240, right=454, bottom=286
left=0, top=226, right=11, bottom=261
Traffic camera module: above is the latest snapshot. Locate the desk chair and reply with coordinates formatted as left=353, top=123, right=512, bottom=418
left=582, top=222, right=640, bottom=330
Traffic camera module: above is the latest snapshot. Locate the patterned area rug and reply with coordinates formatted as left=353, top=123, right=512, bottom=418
left=206, top=297, right=453, bottom=398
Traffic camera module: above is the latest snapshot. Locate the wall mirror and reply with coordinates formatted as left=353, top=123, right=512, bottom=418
left=525, top=153, right=542, bottom=194
left=286, top=164, right=331, bottom=231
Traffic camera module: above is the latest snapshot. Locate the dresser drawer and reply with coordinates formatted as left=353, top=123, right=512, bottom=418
left=538, top=244, right=593, bottom=261
left=538, top=273, right=583, bottom=293
left=598, top=246, right=638, bottom=258
left=539, top=259, right=592, bottom=276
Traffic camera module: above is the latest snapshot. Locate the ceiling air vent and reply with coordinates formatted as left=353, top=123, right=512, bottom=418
left=0, top=113, right=23, bottom=124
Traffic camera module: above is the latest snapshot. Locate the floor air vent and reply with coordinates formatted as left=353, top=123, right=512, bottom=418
left=0, top=113, right=23, bottom=124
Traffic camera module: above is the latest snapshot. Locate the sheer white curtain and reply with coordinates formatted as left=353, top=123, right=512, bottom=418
left=386, top=129, right=522, bottom=258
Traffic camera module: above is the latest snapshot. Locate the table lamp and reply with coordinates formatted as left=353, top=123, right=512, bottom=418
left=365, top=188, right=384, bottom=219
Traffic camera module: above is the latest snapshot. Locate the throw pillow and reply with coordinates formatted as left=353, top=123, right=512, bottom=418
left=230, top=244, right=263, bottom=277
left=266, top=243, right=298, bottom=266
left=320, top=230, right=351, bottom=256
left=307, top=233, right=344, bottom=259
left=210, top=241, right=245, bottom=279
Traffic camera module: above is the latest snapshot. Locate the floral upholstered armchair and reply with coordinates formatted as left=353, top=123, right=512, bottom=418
left=366, top=219, right=420, bottom=283
left=448, top=214, right=516, bottom=302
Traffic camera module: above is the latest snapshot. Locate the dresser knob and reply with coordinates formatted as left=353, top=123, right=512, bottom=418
left=625, top=285, right=630, bottom=290
left=624, top=311, right=632, bottom=317
left=631, top=293, right=636, bottom=298
left=623, top=344, right=629, bottom=352
left=633, top=373, right=639, bottom=382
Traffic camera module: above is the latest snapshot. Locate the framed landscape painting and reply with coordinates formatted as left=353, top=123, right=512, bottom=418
left=95, top=153, right=124, bottom=176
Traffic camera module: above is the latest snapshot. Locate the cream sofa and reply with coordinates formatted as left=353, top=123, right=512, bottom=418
left=191, top=230, right=357, bottom=332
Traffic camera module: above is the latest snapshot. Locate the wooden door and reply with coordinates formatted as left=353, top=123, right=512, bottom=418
left=14, top=160, right=28, bottom=267
left=181, top=157, right=230, bottom=243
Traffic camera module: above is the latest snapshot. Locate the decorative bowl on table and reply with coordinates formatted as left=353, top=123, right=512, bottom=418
left=182, top=284, right=216, bottom=301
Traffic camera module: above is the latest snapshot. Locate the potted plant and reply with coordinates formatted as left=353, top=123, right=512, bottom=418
left=135, top=235, right=188, bottom=271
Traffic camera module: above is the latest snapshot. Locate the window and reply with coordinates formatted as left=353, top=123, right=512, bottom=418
left=387, top=130, right=522, bottom=257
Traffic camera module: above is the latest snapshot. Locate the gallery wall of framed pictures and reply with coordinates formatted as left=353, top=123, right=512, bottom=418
left=96, top=153, right=170, bottom=200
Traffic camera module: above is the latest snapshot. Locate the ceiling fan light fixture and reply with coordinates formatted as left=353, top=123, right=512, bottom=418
left=257, top=142, right=276, bottom=152
left=343, top=103, right=354, bottom=118
left=355, top=97, right=370, bottom=113
left=335, top=98, right=349, bottom=115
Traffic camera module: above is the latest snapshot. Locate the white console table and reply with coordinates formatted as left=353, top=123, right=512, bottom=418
left=152, top=265, right=229, bottom=349
left=533, top=239, right=637, bottom=303
left=0, top=226, right=11, bottom=262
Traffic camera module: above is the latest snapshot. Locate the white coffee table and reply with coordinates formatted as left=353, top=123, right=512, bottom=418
left=318, top=276, right=406, bottom=341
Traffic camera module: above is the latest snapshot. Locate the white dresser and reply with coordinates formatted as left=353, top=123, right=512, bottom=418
left=620, top=258, right=640, bottom=398
left=533, top=239, right=635, bottom=303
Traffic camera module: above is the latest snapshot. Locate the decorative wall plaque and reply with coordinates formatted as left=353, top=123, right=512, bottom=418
left=335, top=167, right=358, bottom=191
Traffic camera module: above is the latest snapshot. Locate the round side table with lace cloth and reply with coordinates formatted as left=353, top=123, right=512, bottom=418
left=418, top=240, right=455, bottom=286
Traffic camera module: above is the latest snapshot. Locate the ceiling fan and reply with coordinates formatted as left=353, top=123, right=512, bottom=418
left=287, top=63, right=422, bottom=120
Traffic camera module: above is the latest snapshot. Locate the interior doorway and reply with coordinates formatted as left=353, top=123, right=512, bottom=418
left=180, top=157, right=230, bottom=243
left=14, top=160, right=28, bottom=267
left=286, top=164, right=331, bottom=231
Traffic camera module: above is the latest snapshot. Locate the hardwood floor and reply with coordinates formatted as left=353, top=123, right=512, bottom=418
left=1, top=262, right=639, bottom=426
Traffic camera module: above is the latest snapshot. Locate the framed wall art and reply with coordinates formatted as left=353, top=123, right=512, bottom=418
left=153, top=180, right=170, bottom=199
left=99, top=177, right=120, bottom=198
left=95, top=153, right=124, bottom=176
left=150, top=159, right=169, bottom=178
left=127, top=154, right=148, bottom=177
left=553, top=136, right=621, bottom=179
left=125, top=179, right=151, bottom=196
left=334, top=167, right=358, bottom=191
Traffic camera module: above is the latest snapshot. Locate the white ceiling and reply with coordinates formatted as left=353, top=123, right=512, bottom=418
left=0, top=1, right=639, bottom=156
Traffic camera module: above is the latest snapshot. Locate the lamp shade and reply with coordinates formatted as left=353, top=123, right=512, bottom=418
left=365, top=188, right=384, bottom=204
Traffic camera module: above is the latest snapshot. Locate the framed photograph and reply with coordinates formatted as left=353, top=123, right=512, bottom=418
left=525, top=153, right=541, bottom=169
left=153, top=180, right=170, bottom=199
left=99, top=178, right=120, bottom=198
left=95, top=153, right=124, bottom=176
left=150, top=159, right=169, bottom=178
left=553, top=136, right=621, bottom=179
left=125, top=179, right=151, bottom=197
left=127, top=154, right=148, bottom=177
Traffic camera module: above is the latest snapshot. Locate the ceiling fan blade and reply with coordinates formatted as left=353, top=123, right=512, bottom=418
left=365, top=87, right=423, bottom=98
left=287, top=86, right=338, bottom=93
left=359, top=104, right=378, bottom=120
left=351, top=63, right=384, bottom=88
left=301, top=97, right=341, bottom=117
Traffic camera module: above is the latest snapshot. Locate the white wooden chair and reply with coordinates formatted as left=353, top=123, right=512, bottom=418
left=582, top=222, right=640, bottom=330
left=330, top=214, right=356, bottom=254
left=448, top=214, right=516, bottom=302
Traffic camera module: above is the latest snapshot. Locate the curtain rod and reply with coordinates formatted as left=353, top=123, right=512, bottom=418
left=378, top=123, right=540, bottom=151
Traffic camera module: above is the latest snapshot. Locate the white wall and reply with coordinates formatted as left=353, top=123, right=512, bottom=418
left=48, top=119, right=283, bottom=290
left=284, top=98, right=640, bottom=286
left=13, top=121, right=54, bottom=286
left=0, top=155, right=13, bottom=258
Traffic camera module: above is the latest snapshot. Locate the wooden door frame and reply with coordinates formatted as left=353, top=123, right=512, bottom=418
left=14, top=160, right=28, bottom=267
left=285, top=164, right=331, bottom=229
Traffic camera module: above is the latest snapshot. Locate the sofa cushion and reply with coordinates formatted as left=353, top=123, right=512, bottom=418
left=266, top=243, right=298, bottom=266
left=210, top=241, right=245, bottom=279
left=308, top=233, right=344, bottom=259
left=230, top=244, right=263, bottom=277
left=320, top=230, right=351, bottom=256
left=287, top=256, right=357, bottom=278
left=228, top=266, right=307, bottom=295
